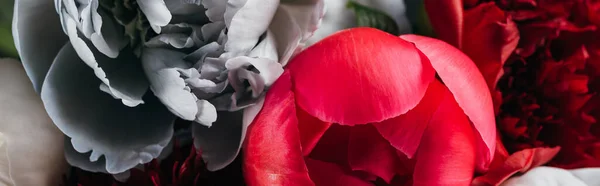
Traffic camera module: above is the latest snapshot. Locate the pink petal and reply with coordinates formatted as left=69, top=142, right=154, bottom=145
left=401, top=34, right=496, bottom=172
left=287, top=28, right=435, bottom=125
left=305, top=158, right=374, bottom=186
left=412, top=81, right=477, bottom=186
left=243, top=71, right=314, bottom=186
left=348, top=125, right=402, bottom=183
left=374, top=80, right=446, bottom=158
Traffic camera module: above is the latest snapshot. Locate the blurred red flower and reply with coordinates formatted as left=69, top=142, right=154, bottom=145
left=242, top=28, right=496, bottom=186
left=426, top=0, right=600, bottom=184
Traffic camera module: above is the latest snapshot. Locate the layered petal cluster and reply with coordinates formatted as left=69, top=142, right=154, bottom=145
left=242, top=28, right=496, bottom=185
left=13, top=0, right=323, bottom=175
left=425, top=0, right=600, bottom=170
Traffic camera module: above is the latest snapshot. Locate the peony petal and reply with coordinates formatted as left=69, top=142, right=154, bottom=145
left=374, top=80, right=445, bottom=159
left=268, top=6, right=303, bottom=66
left=63, top=14, right=148, bottom=107
left=570, top=168, right=600, bottom=186
left=0, top=59, right=68, bottom=186
left=413, top=82, right=476, bottom=186
left=137, top=0, right=172, bottom=33
left=462, top=2, right=519, bottom=90
left=222, top=0, right=279, bottom=57
left=308, top=124, right=351, bottom=168
left=243, top=71, right=314, bottom=186
left=500, top=167, right=587, bottom=186
left=348, top=125, right=402, bottom=183
left=202, top=0, right=227, bottom=22
left=193, top=111, right=243, bottom=171
left=472, top=147, right=561, bottom=186
left=401, top=34, right=496, bottom=172
left=279, top=0, right=325, bottom=42
left=41, top=44, right=176, bottom=174
left=12, top=0, right=68, bottom=92
left=305, top=158, right=374, bottom=186
left=297, top=108, right=331, bottom=156
left=287, top=28, right=435, bottom=125
left=423, top=0, right=463, bottom=48
left=141, top=48, right=199, bottom=121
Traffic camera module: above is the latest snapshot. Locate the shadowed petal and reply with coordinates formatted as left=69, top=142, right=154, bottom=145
left=413, top=83, right=476, bottom=186
left=0, top=59, right=68, bottom=186
left=401, top=34, right=496, bottom=172
left=138, top=0, right=172, bottom=33
left=287, top=28, right=435, bottom=125
left=423, top=0, right=463, bottom=48
left=192, top=111, right=243, bottom=171
left=279, top=0, right=325, bottom=42
left=12, top=0, right=68, bottom=92
left=348, top=125, right=402, bottom=183
left=243, top=71, right=314, bottom=186
left=305, top=158, right=373, bottom=186
left=42, top=44, right=176, bottom=174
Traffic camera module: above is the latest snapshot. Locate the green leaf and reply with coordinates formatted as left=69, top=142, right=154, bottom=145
left=346, top=1, right=400, bottom=35
left=0, top=0, right=17, bottom=58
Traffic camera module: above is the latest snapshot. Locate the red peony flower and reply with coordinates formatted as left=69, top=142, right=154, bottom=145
left=425, top=0, right=600, bottom=179
left=242, top=28, right=496, bottom=185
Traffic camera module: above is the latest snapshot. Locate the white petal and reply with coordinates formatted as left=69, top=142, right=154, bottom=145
left=202, top=0, right=227, bottom=22
left=268, top=7, right=303, bottom=66
left=42, top=45, right=176, bottom=174
left=13, top=0, right=68, bottom=92
left=138, top=0, right=172, bottom=33
left=222, top=0, right=279, bottom=57
left=142, top=48, right=198, bottom=120
left=64, top=14, right=148, bottom=107
left=501, top=167, right=587, bottom=186
left=195, top=100, right=218, bottom=126
left=225, top=56, right=284, bottom=86
left=0, top=58, right=68, bottom=186
left=569, top=168, right=600, bottom=186
left=280, top=0, right=325, bottom=41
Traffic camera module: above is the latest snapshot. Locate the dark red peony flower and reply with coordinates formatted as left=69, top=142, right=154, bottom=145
left=242, top=28, right=496, bottom=186
left=426, top=0, right=600, bottom=183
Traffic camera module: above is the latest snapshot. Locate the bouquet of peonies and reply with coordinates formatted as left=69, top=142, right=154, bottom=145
left=2, top=0, right=600, bottom=185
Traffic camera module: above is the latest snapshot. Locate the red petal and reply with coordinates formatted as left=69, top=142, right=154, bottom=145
left=305, top=158, right=374, bottom=186
left=401, top=34, right=496, bottom=172
left=424, top=0, right=463, bottom=48
left=309, top=124, right=351, bottom=168
left=412, top=84, right=476, bottom=186
left=463, top=2, right=519, bottom=90
left=297, top=108, right=332, bottom=156
left=287, top=28, right=435, bottom=125
left=471, top=147, right=560, bottom=186
left=374, top=80, right=446, bottom=158
left=348, top=125, right=401, bottom=183
left=243, top=71, right=314, bottom=186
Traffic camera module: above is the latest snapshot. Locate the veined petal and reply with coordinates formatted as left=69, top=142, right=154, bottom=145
left=12, top=0, right=68, bottom=92
left=137, top=0, right=172, bottom=33
left=0, top=59, right=67, bottom=186
left=287, top=28, right=435, bottom=125
left=413, top=83, right=476, bottom=186
left=423, top=0, right=463, bottom=48
left=243, top=71, right=314, bottom=186
left=401, top=34, right=496, bottom=172
left=41, top=44, right=176, bottom=174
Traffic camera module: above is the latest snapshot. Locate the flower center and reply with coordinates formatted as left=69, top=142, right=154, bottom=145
left=99, top=0, right=152, bottom=55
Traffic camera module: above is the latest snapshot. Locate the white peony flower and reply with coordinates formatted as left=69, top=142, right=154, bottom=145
left=13, top=0, right=324, bottom=175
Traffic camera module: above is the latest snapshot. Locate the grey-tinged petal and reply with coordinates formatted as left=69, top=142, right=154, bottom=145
left=13, top=0, right=68, bottom=92
left=222, top=0, right=279, bottom=57
left=279, top=0, right=325, bottom=41
left=165, top=0, right=205, bottom=16
left=202, top=0, right=227, bottom=22
left=142, top=48, right=198, bottom=121
left=248, top=30, right=278, bottom=61
left=193, top=97, right=264, bottom=171
left=0, top=59, right=68, bottom=186
left=90, top=5, right=128, bottom=58
left=225, top=56, right=284, bottom=87
left=195, top=100, right=218, bottom=126
left=42, top=44, right=176, bottom=174
left=138, top=0, right=172, bottom=33
left=145, top=24, right=198, bottom=49
left=185, top=42, right=221, bottom=63
left=306, top=0, right=354, bottom=45
left=63, top=13, right=148, bottom=107
left=268, top=6, right=303, bottom=66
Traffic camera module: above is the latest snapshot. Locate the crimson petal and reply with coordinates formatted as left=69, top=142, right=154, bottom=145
left=243, top=71, right=314, bottom=186
left=287, top=28, right=435, bottom=125
left=348, top=125, right=402, bottom=183
left=401, top=34, right=496, bottom=172
left=297, top=107, right=332, bottom=156
left=374, top=80, right=445, bottom=158
left=305, top=158, right=373, bottom=186
left=413, top=82, right=476, bottom=185
left=424, top=0, right=463, bottom=48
